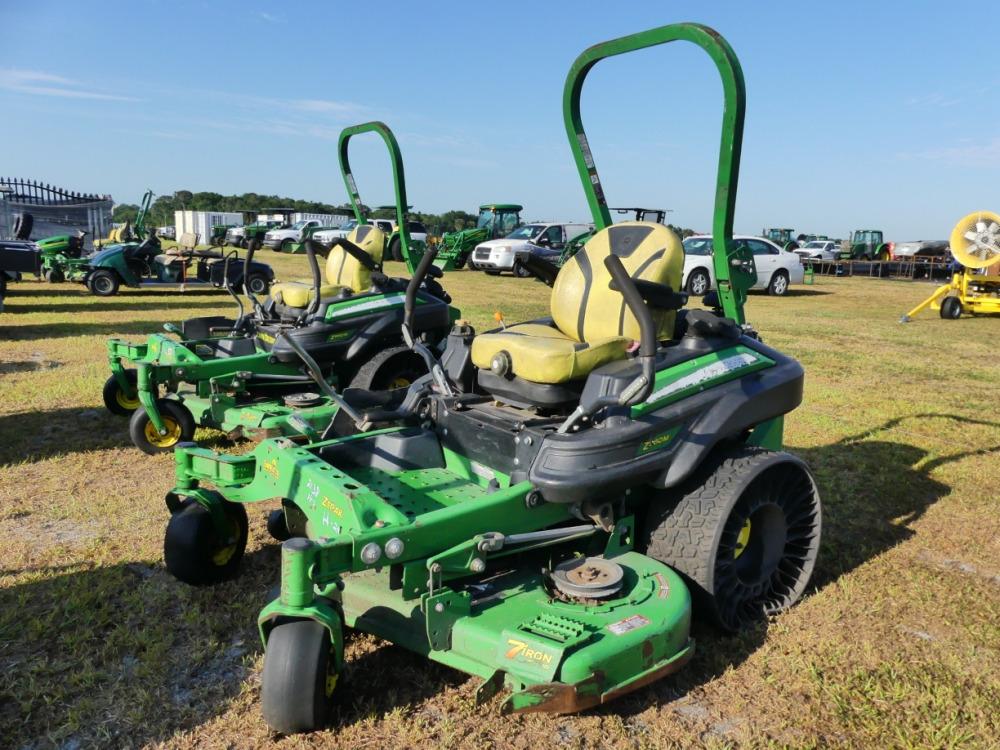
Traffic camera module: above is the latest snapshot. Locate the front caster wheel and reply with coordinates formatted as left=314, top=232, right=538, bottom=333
left=164, top=500, right=248, bottom=585
left=128, top=399, right=195, bottom=453
left=643, top=447, right=822, bottom=632
left=266, top=508, right=291, bottom=541
left=262, top=620, right=338, bottom=734
left=102, top=371, right=140, bottom=416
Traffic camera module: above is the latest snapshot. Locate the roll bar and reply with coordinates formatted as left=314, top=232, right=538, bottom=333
left=563, top=23, right=752, bottom=324
left=338, top=121, right=416, bottom=274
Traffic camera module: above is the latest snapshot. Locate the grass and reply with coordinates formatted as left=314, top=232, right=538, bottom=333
left=1, top=254, right=998, bottom=749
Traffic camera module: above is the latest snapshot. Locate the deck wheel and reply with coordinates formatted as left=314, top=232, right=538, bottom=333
left=261, top=620, right=337, bottom=734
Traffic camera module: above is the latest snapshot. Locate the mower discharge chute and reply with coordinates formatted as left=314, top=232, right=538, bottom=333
left=104, top=121, right=457, bottom=453
left=164, top=24, right=821, bottom=734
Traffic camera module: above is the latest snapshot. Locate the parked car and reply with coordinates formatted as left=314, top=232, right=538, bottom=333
left=682, top=234, right=805, bottom=296
left=793, top=240, right=839, bottom=262
left=470, top=222, right=593, bottom=276
left=156, top=226, right=176, bottom=239
left=263, top=219, right=325, bottom=251
left=891, top=240, right=950, bottom=260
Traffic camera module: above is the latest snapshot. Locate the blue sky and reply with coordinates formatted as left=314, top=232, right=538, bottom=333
left=0, top=1, right=995, bottom=239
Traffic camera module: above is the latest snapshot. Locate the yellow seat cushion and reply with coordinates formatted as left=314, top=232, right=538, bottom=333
left=470, top=222, right=684, bottom=386
left=271, top=282, right=347, bottom=308
left=471, top=323, right=629, bottom=384
left=269, top=223, right=386, bottom=309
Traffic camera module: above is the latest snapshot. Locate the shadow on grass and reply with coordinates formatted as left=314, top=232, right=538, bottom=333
left=0, top=406, right=131, bottom=464
left=9, top=299, right=232, bottom=314
left=0, top=543, right=282, bottom=748
left=748, top=287, right=831, bottom=297
left=0, top=319, right=189, bottom=340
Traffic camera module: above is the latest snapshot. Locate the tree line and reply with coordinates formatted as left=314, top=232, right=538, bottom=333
left=113, top=190, right=693, bottom=237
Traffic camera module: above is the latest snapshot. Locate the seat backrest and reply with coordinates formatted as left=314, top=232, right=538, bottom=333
left=551, top=221, right=683, bottom=343
left=324, top=223, right=386, bottom=292
left=178, top=232, right=199, bottom=250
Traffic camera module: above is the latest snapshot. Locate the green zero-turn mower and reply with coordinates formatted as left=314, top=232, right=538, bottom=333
left=103, top=121, right=457, bottom=454
left=162, top=23, right=822, bottom=734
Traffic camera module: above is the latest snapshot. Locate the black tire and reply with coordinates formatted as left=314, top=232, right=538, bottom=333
left=88, top=270, right=120, bottom=297
left=262, top=619, right=337, bottom=734
left=767, top=270, right=789, bottom=296
left=686, top=268, right=710, bottom=296
left=13, top=212, right=33, bottom=240
left=453, top=252, right=468, bottom=270
left=246, top=273, right=269, bottom=295
left=164, top=499, right=249, bottom=586
left=267, top=508, right=291, bottom=541
left=939, top=296, right=962, bottom=319
left=513, top=261, right=532, bottom=278
left=128, top=398, right=196, bottom=454
left=388, top=236, right=402, bottom=262
left=349, top=345, right=426, bottom=391
left=102, top=371, right=140, bottom=416
left=642, top=447, right=822, bottom=632
left=44, top=268, right=65, bottom=283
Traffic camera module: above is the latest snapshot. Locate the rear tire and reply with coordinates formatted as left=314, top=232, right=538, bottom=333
left=88, top=270, right=120, bottom=296
left=164, top=499, right=249, bottom=585
left=349, top=345, right=426, bottom=391
left=128, top=399, right=195, bottom=454
left=388, top=236, right=402, bottom=262
left=940, top=296, right=962, bottom=319
left=767, top=270, right=789, bottom=296
left=642, top=447, right=822, bottom=632
left=44, top=268, right=65, bottom=283
left=262, top=620, right=336, bottom=734
left=102, top=371, right=140, bottom=416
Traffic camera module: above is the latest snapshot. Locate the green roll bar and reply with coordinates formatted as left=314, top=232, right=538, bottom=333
left=337, top=121, right=416, bottom=274
left=563, top=22, right=754, bottom=323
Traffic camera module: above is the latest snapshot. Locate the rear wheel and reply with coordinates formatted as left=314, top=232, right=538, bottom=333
left=88, top=270, right=120, bottom=296
left=940, top=296, right=962, bottom=319
left=262, top=619, right=337, bottom=734
left=102, top=371, right=140, bottom=416
left=349, top=345, right=426, bottom=391
left=388, top=236, right=403, bottom=262
left=643, top=447, right=822, bottom=632
left=128, top=399, right=195, bottom=454
left=246, top=272, right=269, bottom=295
left=164, top=499, right=248, bottom=585
left=767, top=270, right=789, bottom=296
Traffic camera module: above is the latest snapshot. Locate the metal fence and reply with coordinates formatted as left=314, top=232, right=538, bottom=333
left=805, top=256, right=954, bottom=283
left=0, top=177, right=114, bottom=249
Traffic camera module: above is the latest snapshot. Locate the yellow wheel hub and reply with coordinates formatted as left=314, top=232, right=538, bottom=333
left=212, top=542, right=237, bottom=566
left=325, top=672, right=339, bottom=697
left=144, top=415, right=182, bottom=449
left=389, top=376, right=412, bottom=390
left=115, top=389, right=140, bottom=410
left=734, top=519, right=752, bottom=559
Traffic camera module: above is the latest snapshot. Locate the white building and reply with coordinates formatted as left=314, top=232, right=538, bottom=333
left=174, top=210, right=244, bottom=243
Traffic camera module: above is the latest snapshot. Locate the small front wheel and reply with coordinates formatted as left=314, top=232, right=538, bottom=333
left=45, top=268, right=65, bottom=283
left=164, top=500, right=249, bottom=585
left=245, top=272, right=269, bottom=295
left=102, top=371, right=140, bottom=416
left=262, top=620, right=338, bottom=734
left=939, top=296, right=962, bottom=319
left=128, top=398, right=195, bottom=454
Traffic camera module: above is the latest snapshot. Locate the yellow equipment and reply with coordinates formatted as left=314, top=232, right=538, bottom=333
left=901, top=211, right=1000, bottom=322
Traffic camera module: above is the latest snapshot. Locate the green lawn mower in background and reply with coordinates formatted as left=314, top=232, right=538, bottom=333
left=432, top=203, right=523, bottom=271
left=103, top=121, right=457, bottom=453
left=161, top=23, right=822, bottom=734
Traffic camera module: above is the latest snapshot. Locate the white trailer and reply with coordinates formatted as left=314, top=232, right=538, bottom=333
left=174, top=210, right=244, bottom=244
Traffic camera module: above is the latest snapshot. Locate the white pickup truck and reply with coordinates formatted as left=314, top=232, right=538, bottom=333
left=470, top=222, right=593, bottom=276
left=313, top=219, right=429, bottom=262
left=263, top=220, right=326, bottom=251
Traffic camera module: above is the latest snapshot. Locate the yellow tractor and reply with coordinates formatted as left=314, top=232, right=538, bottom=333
left=901, top=211, right=1000, bottom=321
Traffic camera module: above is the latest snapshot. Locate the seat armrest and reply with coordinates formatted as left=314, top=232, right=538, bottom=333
left=609, top=277, right=687, bottom=310
left=513, top=250, right=560, bottom=286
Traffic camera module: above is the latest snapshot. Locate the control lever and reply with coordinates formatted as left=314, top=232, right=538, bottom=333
left=403, top=246, right=453, bottom=395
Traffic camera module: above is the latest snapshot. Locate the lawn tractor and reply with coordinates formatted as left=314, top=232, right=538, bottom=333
left=558, top=207, right=668, bottom=266
left=433, top=203, right=523, bottom=271
left=38, top=189, right=155, bottom=282
left=104, top=121, right=457, bottom=453
left=160, top=23, right=822, bottom=734
left=900, top=211, right=1000, bottom=322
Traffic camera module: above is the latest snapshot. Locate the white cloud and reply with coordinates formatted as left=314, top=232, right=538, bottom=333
left=254, top=11, right=284, bottom=23
left=0, top=69, right=140, bottom=101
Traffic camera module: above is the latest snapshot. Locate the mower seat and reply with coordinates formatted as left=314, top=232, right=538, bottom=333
left=270, top=224, right=385, bottom=309
left=472, top=222, right=683, bottom=385
left=155, top=254, right=187, bottom=266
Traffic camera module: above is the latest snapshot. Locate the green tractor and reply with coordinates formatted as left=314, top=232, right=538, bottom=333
left=432, top=203, right=523, bottom=271
left=159, top=23, right=822, bottom=735
left=224, top=211, right=290, bottom=248
left=38, top=189, right=153, bottom=283
left=103, top=121, right=457, bottom=453
left=761, top=227, right=801, bottom=252
left=843, top=229, right=892, bottom=260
